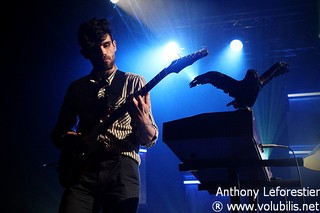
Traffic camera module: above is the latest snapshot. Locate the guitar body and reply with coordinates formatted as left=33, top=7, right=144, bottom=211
left=58, top=126, right=101, bottom=188
left=58, top=147, right=87, bottom=188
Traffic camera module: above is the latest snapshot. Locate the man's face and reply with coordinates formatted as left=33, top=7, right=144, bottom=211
left=87, top=34, right=117, bottom=71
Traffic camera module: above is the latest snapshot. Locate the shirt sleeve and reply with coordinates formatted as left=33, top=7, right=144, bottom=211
left=50, top=84, right=78, bottom=149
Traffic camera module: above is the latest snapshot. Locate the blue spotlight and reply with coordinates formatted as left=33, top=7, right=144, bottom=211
left=162, top=41, right=181, bottom=62
left=110, top=0, right=119, bottom=4
left=230, top=39, right=243, bottom=51
left=183, top=180, right=200, bottom=185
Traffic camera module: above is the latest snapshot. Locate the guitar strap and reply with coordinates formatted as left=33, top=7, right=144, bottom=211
left=85, top=70, right=126, bottom=152
left=105, top=70, right=126, bottom=110
left=95, top=70, right=126, bottom=120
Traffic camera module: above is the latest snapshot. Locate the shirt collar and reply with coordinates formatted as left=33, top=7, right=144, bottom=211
left=89, top=64, right=118, bottom=86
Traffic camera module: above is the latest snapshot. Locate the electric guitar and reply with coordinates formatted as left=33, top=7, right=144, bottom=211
left=58, top=48, right=209, bottom=187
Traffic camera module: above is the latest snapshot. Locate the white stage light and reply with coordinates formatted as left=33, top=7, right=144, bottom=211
left=230, top=39, right=243, bottom=51
left=163, top=41, right=180, bottom=61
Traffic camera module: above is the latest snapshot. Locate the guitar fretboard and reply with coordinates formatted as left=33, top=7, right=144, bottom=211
left=98, top=48, right=209, bottom=133
left=135, top=67, right=171, bottom=96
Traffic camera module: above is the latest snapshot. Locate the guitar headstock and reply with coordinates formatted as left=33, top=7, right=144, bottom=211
left=165, top=48, right=209, bottom=74
left=272, top=61, right=289, bottom=74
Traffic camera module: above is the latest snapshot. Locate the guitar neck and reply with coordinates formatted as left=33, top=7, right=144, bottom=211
left=97, top=67, right=171, bottom=133
left=97, top=48, right=209, bottom=134
left=135, top=67, right=171, bottom=96
left=136, top=48, right=209, bottom=96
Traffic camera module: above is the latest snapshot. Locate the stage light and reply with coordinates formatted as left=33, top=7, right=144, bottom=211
left=212, top=38, right=245, bottom=79
left=164, top=41, right=179, bottom=55
left=139, top=148, right=147, bottom=153
left=183, top=180, right=200, bottom=185
left=230, top=39, right=243, bottom=51
left=162, top=41, right=181, bottom=62
left=110, top=0, right=119, bottom=4
left=287, top=92, right=320, bottom=98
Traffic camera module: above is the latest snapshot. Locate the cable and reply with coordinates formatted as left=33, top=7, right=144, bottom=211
left=261, top=144, right=306, bottom=213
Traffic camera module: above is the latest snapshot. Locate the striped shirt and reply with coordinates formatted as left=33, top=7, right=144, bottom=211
left=51, top=68, right=158, bottom=165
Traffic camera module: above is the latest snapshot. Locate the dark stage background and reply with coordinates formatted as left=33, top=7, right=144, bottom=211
left=4, top=0, right=320, bottom=212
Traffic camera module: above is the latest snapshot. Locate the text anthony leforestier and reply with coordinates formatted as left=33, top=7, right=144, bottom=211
left=216, top=186, right=320, bottom=200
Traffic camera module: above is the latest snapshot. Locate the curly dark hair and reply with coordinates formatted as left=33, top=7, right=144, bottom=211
left=77, top=18, right=114, bottom=50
